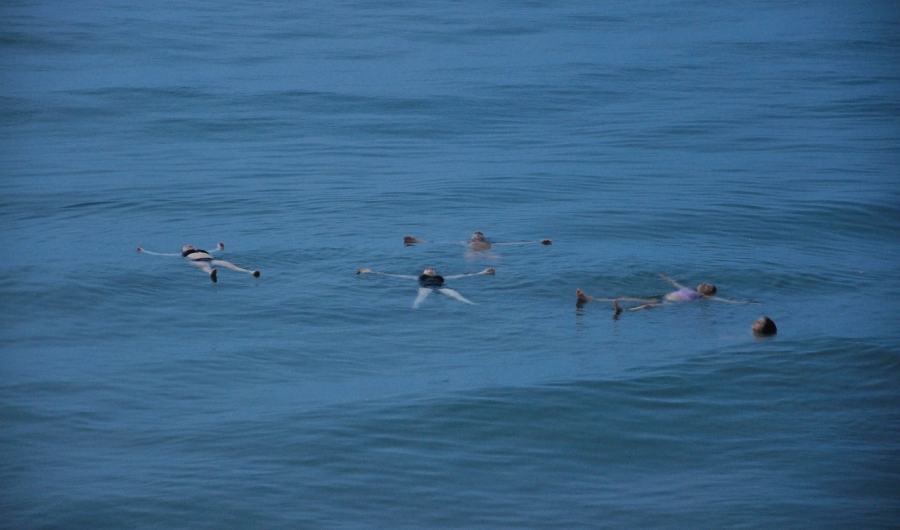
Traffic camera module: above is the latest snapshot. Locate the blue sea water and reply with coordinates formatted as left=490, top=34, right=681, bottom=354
left=2, top=0, right=899, bottom=528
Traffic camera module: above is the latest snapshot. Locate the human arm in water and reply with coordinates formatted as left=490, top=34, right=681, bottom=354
left=490, top=240, right=552, bottom=246
left=356, top=269, right=419, bottom=281
left=707, top=296, right=758, bottom=305
left=137, top=242, right=225, bottom=257
left=403, top=234, right=551, bottom=247
left=136, top=247, right=181, bottom=257
left=443, top=268, right=496, bottom=280
left=659, top=274, right=688, bottom=290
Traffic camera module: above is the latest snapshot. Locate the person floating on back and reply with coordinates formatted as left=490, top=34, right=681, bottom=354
left=357, top=266, right=495, bottom=308
left=137, top=242, right=260, bottom=283
left=576, top=274, right=754, bottom=313
left=403, top=231, right=552, bottom=251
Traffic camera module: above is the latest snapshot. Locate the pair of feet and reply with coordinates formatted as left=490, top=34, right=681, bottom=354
left=575, top=288, right=626, bottom=314
left=207, top=269, right=261, bottom=282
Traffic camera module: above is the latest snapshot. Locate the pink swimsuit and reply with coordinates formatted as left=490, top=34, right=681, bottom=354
left=665, top=288, right=702, bottom=302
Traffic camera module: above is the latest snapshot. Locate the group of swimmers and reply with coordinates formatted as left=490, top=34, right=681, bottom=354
left=137, top=231, right=777, bottom=336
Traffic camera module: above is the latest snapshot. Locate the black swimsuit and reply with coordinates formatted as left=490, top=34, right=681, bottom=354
left=183, top=248, right=212, bottom=261
left=418, top=274, right=445, bottom=288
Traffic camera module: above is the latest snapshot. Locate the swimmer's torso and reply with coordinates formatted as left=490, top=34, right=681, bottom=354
left=418, top=274, right=445, bottom=288
left=182, top=247, right=213, bottom=261
left=664, top=288, right=702, bottom=302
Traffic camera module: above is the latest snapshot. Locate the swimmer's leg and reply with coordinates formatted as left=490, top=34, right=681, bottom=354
left=412, top=288, right=432, bottom=309
left=437, top=288, right=476, bottom=305
left=211, top=259, right=260, bottom=278
left=625, top=302, right=662, bottom=311
left=617, top=297, right=660, bottom=302
left=189, top=260, right=218, bottom=282
left=577, top=289, right=654, bottom=305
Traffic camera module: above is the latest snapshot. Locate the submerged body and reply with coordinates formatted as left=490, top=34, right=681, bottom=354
left=402, top=231, right=552, bottom=252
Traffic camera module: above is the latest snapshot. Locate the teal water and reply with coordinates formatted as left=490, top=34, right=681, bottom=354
left=2, top=1, right=899, bottom=528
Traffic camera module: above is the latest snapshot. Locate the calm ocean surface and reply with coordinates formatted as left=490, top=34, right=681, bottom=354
left=2, top=1, right=899, bottom=528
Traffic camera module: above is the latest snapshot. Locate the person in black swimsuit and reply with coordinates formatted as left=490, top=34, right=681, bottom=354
left=137, top=243, right=260, bottom=283
left=357, top=266, right=495, bottom=308
left=418, top=267, right=446, bottom=287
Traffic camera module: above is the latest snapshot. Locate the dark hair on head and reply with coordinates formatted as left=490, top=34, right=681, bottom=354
left=697, top=283, right=717, bottom=295
left=752, top=316, right=777, bottom=336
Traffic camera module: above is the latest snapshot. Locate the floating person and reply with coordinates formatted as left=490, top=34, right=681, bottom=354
left=357, top=266, right=495, bottom=308
left=752, top=316, right=777, bottom=336
left=403, top=231, right=552, bottom=251
left=576, top=274, right=753, bottom=313
left=137, top=243, right=260, bottom=283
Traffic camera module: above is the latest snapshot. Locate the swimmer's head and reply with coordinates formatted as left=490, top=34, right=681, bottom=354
left=752, top=316, right=777, bottom=336
left=697, top=283, right=717, bottom=295
left=470, top=231, right=487, bottom=242
left=422, top=267, right=437, bottom=277
left=182, top=245, right=196, bottom=253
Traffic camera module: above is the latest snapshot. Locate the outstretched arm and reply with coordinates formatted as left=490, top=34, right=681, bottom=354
left=443, top=268, right=496, bottom=280
left=210, top=242, right=225, bottom=253
left=491, top=239, right=552, bottom=246
left=660, top=274, right=687, bottom=290
left=136, top=247, right=180, bottom=257
left=357, top=268, right=418, bottom=280
left=707, top=296, right=758, bottom=305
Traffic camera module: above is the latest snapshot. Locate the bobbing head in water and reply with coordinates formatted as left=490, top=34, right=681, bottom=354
left=403, top=235, right=426, bottom=246
left=752, top=316, right=777, bottom=336
left=468, top=231, right=492, bottom=252
left=696, top=283, right=717, bottom=295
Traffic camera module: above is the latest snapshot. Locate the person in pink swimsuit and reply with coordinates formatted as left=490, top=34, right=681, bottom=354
left=576, top=275, right=751, bottom=313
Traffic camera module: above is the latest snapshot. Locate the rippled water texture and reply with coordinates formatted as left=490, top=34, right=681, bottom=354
left=2, top=1, right=899, bottom=528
